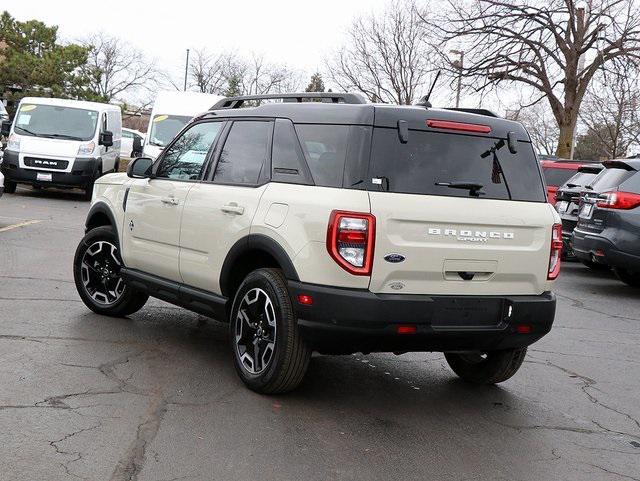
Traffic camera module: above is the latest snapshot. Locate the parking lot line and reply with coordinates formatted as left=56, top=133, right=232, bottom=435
left=0, top=220, right=42, bottom=233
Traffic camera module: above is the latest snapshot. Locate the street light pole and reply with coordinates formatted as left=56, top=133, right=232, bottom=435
left=451, top=50, right=465, bottom=108
left=184, top=49, right=190, bottom=92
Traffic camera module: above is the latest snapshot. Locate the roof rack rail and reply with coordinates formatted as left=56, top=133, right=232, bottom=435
left=444, top=107, right=500, bottom=118
left=210, top=92, right=368, bottom=110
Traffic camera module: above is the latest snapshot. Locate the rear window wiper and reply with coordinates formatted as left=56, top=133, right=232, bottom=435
left=566, top=183, right=580, bottom=188
left=435, top=181, right=485, bottom=197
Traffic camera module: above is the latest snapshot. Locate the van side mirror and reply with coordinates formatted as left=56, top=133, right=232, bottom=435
left=126, top=156, right=153, bottom=178
left=1, top=121, right=11, bottom=138
left=99, top=130, right=114, bottom=147
left=132, top=136, right=143, bottom=156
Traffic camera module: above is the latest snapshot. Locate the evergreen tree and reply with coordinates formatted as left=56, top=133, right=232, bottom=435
left=305, top=72, right=325, bottom=93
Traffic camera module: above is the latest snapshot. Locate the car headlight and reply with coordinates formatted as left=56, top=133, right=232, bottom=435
left=77, top=141, right=95, bottom=156
left=7, top=134, right=20, bottom=151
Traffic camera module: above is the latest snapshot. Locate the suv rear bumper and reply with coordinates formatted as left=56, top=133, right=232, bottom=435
left=1, top=150, right=99, bottom=188
left=572, top=228, right=640, bottom=271
left=288, top=281, right=556, bottom=354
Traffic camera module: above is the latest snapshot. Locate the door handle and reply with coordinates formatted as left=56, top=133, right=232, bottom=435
left=161, top=196, right=179, bottom=205
left=221, top=203, right=245, bottom=215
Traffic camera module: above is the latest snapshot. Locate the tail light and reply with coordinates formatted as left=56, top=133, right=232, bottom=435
left=327, top=210, right=375, bottom=276
left=548, top=223, right=562, bottom=280
left=596, top=191, right=640, bottom=210
left=426, top=119, right=491, bottom=134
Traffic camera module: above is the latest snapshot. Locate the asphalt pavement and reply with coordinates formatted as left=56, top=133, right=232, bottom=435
left=1, top=186, right=639, bottom=481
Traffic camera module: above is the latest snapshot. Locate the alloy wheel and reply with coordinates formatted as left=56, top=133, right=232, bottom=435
left=235, top=288, right=277, bottom=375
left=80, top=241, right=125, bottom=306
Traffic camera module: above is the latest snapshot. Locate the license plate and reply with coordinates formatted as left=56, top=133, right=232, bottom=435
left=580, top=203, right=593, bottom=219
left=556, top=201, right=568, bottom=213
left=36, top=172, right=52, bottom=182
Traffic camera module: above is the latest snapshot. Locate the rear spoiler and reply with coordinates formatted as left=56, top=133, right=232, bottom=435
left=603, top=160, right=639, bottom=171
left=577, top=164, right=603, bottom=174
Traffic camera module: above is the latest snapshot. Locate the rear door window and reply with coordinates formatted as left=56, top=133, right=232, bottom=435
left=542, top=167, right=578, bottom=187
left=368, top=128, right=546, bottom=201
left=213, top=120, right=272, bottom=185
left=271, top=119, right=312, bottom=185
left=589, top=167, right=636, bottom=192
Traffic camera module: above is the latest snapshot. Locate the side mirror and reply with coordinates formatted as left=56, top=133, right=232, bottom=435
left=132, top=136, right=143, bottom=156
left=99, top=130, right=114, bottom=147
left=126, top=156, right=153, bottom=178
left=1, top=121, right=11, bottom=138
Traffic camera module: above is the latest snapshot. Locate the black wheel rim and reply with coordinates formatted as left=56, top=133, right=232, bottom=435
left=234, top=288, right=277, bottom=375
left=80, top=240, right=126, bottom=306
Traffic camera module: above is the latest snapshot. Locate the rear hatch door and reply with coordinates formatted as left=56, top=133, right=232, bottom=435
left=366, top=114, right=555, bottom=296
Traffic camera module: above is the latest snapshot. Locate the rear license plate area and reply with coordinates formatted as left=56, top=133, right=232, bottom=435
left=36, top=172, right=52, bottom=182
left=431, top=298, right=505, bottom=329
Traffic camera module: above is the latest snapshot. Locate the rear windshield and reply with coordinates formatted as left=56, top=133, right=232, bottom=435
left=562, top=171, right=599, bottom=189
left=588, top=167, right=636, bottom=192
left=368, top=128, right=546, bottom=201
left=542, top=166, right=578, bottom=187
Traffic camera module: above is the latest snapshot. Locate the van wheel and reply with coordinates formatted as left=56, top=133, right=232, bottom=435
left=4, top=180, right=16, bottom=194
left=444, top=348, right=527, bottom=384
left=614, top=268, right=640, bottom=287
left=230, top=268, right=311, bottom=394
left=73, top=226, right=148, bottom=317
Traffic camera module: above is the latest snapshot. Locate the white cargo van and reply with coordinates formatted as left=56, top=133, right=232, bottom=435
left=143, top=91, right=222, bottom=159
left=0, top=97, right=122, bottom=199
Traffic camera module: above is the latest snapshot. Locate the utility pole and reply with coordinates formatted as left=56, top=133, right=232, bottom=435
left=570, top=7, right=586, bottom=160
left=184, top=49, right=190, bottom=92
left=450, top=50, right=464, bottom=108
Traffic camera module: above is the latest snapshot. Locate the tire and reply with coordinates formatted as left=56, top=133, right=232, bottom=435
left=445, top=348, right=527, bottom=384
left=230, top=268, right=311, bottom=394
left=580, top=259, right=610, bottom=271
left=614, top=268, right=640, bottom=287
left=4, top=180, right=16, bottom=194
left=73, top=225, right=148, bottom=317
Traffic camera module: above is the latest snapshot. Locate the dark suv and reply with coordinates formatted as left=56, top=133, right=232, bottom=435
left=573, top=159, right=640, bottom=285
left=555, top=164, right=603, bottom=259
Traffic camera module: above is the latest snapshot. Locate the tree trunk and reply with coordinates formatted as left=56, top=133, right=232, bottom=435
left=556, top=122, right=575, bottom=158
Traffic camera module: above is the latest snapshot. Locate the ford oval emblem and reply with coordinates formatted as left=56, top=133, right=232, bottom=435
left=384, top=253, right=405, bottom=263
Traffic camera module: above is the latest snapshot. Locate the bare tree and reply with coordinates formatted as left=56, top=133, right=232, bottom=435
left=516, top=103, right=560, bottom=156
left=326, top=0, right=433, bottom=104
left=579, top=61, right=640, bottom=159
left=81, top=33, right=157, bottom=102
left=189, top=48, right=230, bottom=94
left=429, top=0, right=640, bottom=157
left=234, top=53, right=302, bottom=96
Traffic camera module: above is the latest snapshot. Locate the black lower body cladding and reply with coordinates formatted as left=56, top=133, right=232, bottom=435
left=1, top=150, right=100, bottom=188
left=573, top=228, right=640, bottom=272
left=288, top=281, right=556, bottom=355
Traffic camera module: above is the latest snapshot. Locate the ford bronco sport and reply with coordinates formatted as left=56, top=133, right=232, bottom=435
left=73, top=93, right=561, bottom=394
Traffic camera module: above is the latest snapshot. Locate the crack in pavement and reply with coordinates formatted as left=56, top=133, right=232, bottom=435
left=0, top=334, right=145, bottom=346
left=527, top=357, right=640, bottom=438
left=587, top=463, right=640, bottom=481
left=0, top=297, right=83, bottom=303
left=556, top=292, right=640, bottom=323
left=49, top=424, right=102, bottom=480
left=0, top=275, right=74, bottom=283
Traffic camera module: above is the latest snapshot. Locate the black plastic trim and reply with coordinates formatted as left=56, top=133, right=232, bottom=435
left=85, top=202, right=119, bottom=238
left=121, top=268, right=228, bottom=320
left=219, top=234, right=300, bottom=297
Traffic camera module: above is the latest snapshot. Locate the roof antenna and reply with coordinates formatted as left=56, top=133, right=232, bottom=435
left=415, top=70, right=441, bottom=108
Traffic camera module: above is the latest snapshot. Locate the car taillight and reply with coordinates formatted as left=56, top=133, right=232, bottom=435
left=426, top=119, right=491, bottom=134
left=548, top=223, right=562, bottom=280
left=327, top=210, right=375, bottom=276
left=596, top=191, right=640, bottom=210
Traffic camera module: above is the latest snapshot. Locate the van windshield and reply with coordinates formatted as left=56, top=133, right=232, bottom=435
left=14, top=104, right=99, bottom=141
left=148, top=115, right=192, bottom=147
left=369, top=128, right=546, bottom=202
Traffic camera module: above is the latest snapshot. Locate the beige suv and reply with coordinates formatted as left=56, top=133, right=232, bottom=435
left=73, top=93, right=562, bottom=394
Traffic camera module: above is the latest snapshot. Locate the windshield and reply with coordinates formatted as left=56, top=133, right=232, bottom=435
left=14, top=104, right=99, bottom=141
left=369, top=128, right=546, bottom=201
left=148, top=114, right=192, bottom=147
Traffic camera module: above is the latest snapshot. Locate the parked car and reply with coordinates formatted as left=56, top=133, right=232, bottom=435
left=73, top=92, right=561, bottom=393
left=143, top=91, right=222, bottom=160
left=540, top=158, right=597, bottom=205
left=555, top=164, right=603, bottom=259
left=0, top=102, right=9, bottom=123
left=120, top=128, right=144, bottom=160
left=573, top=159, right=640, bottom=285
left=0, top=97, right=122, bottom=200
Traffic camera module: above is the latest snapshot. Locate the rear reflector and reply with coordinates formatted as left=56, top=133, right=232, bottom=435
left=397, top=325, right=417, bottom=335
left=426, top=119, right=492, bottom=134
left=548, top=223, right=563, bottom=280
left=516, top=324, right=532, bottom=334
left=297, top=294, right=313, bottom=306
